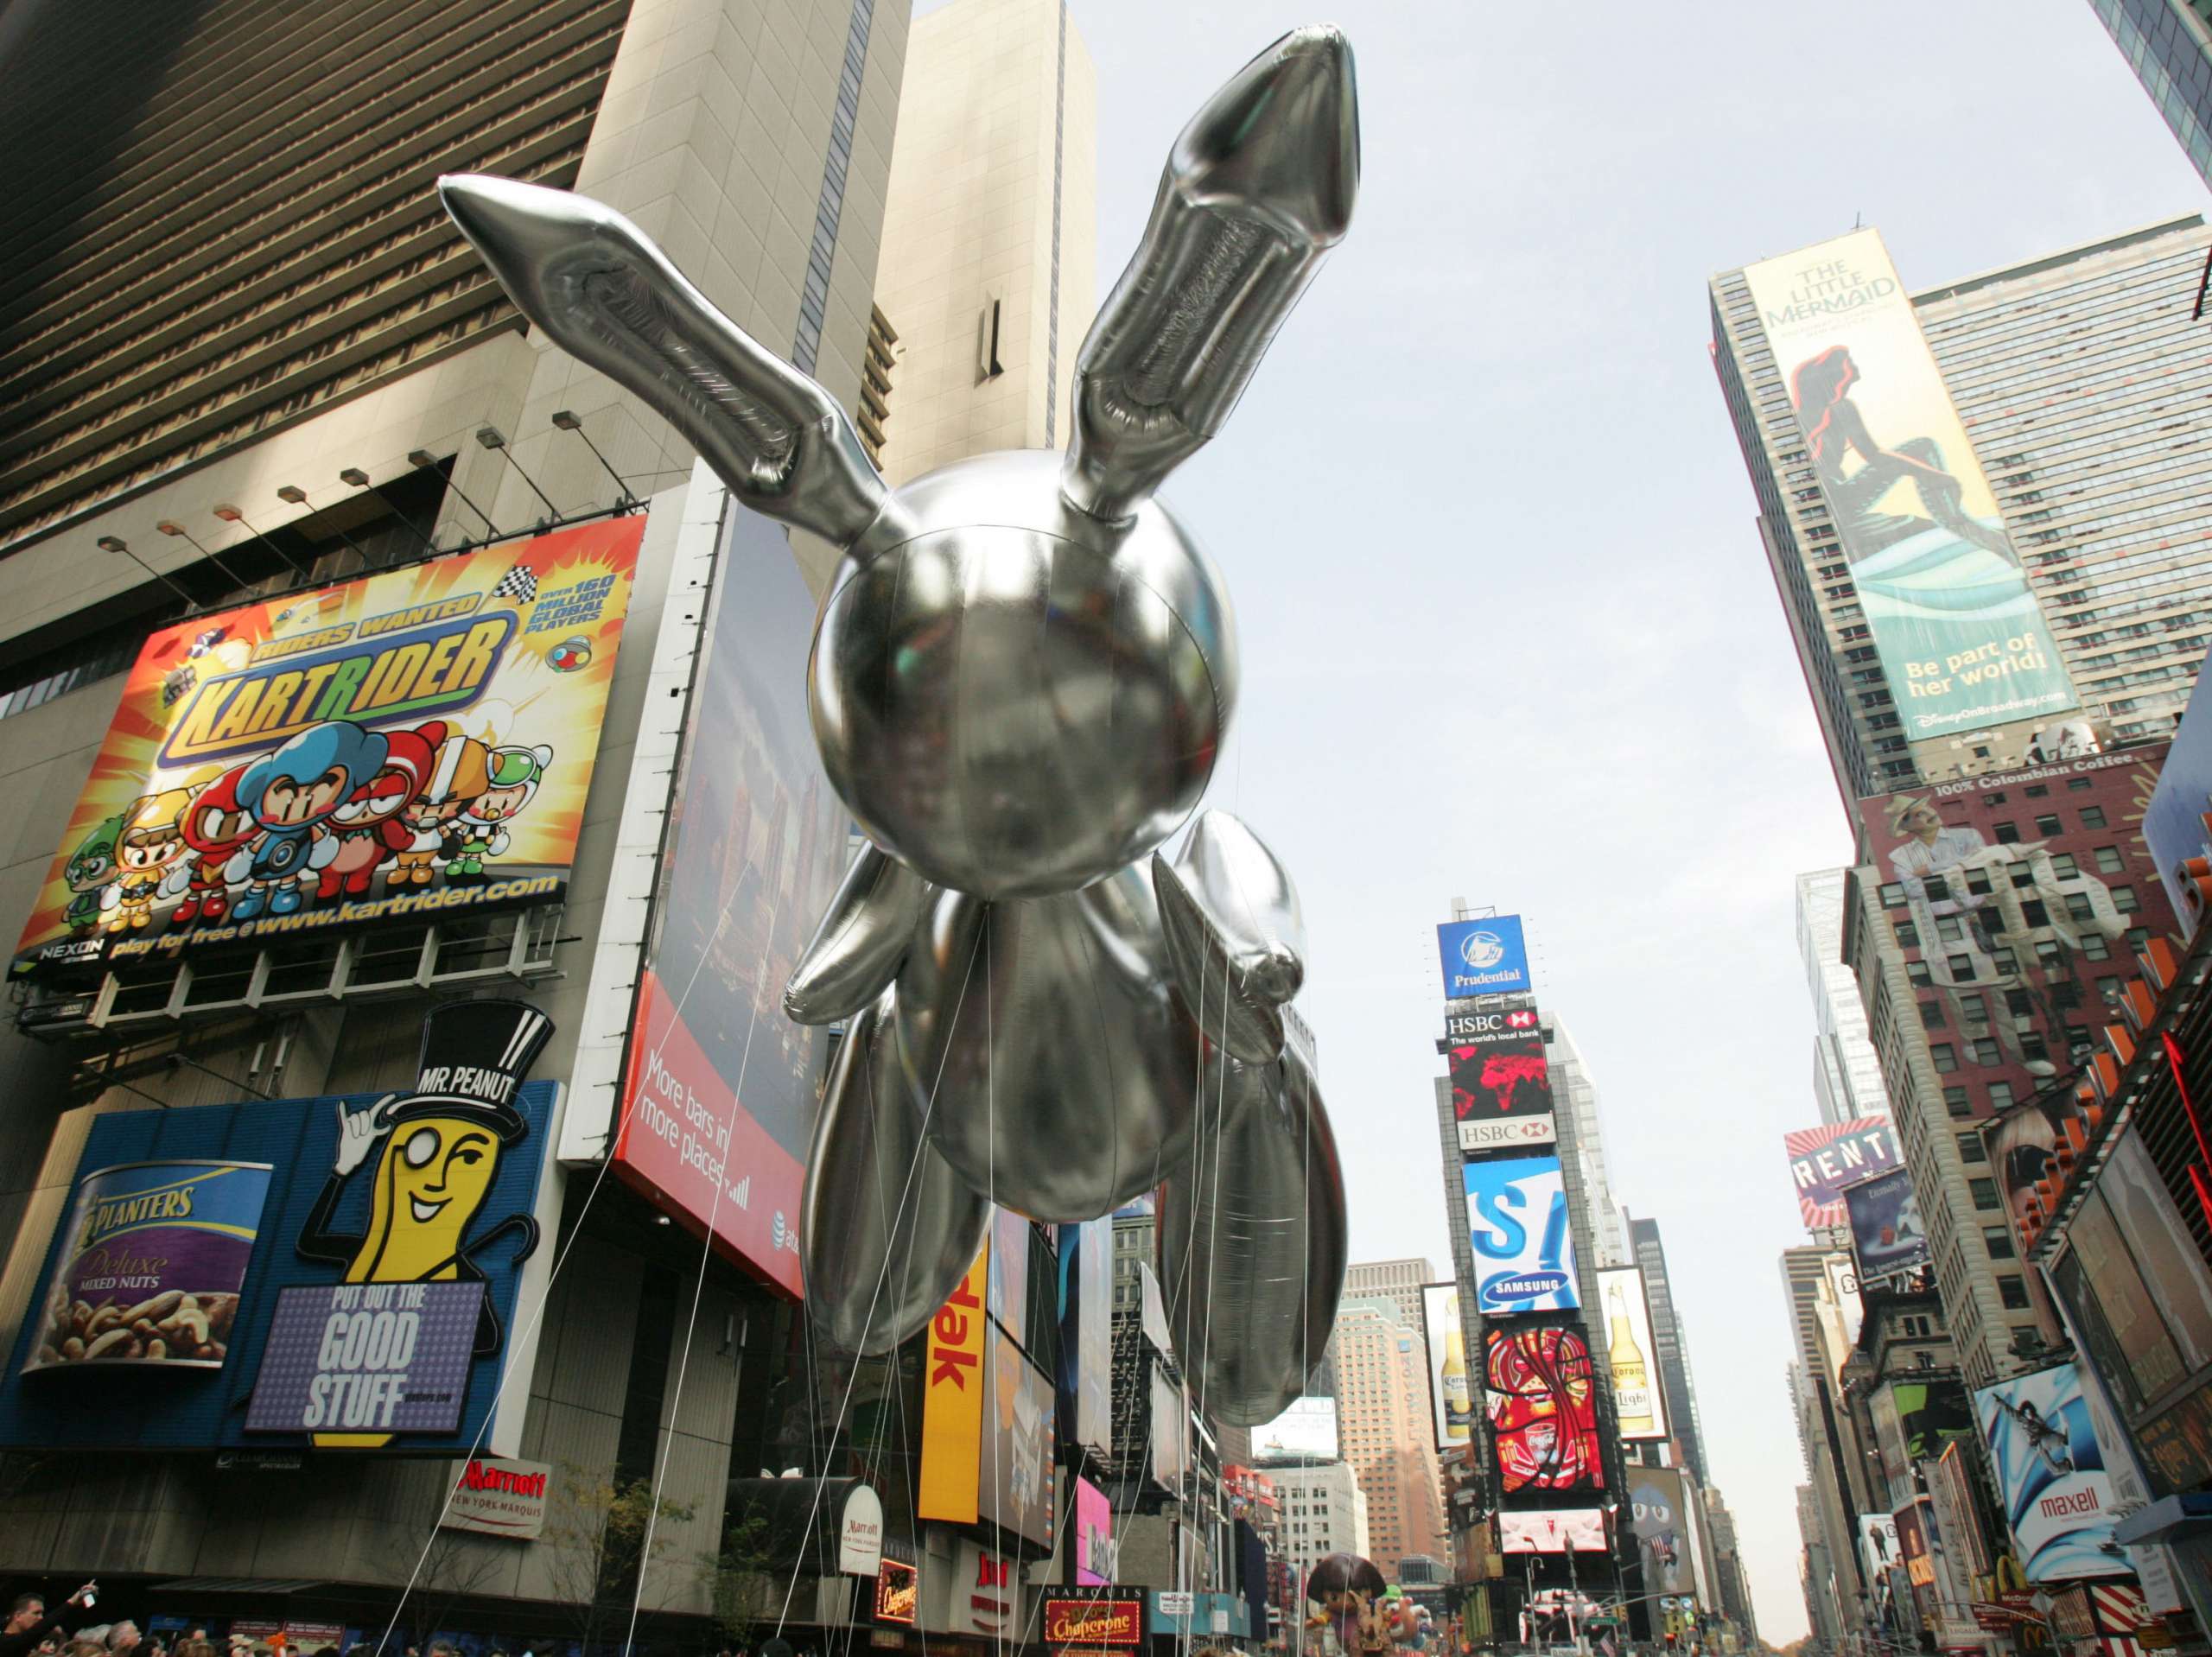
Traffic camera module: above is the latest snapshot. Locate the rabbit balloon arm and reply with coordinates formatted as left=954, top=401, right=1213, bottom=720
left=1061, top=25, right=1359, bottom=523
left=437, top=173, right=891, bottom=550
left=1153, top=810, right=1306, bottom=1065
left=784, top=840, right=936, bottom=1025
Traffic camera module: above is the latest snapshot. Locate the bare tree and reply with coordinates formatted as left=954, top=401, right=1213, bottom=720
left=538, top=1462, right=696, bottom=1654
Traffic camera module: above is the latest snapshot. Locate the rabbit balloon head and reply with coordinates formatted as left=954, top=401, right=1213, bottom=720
left=441, top=26, right=1357, bottom=898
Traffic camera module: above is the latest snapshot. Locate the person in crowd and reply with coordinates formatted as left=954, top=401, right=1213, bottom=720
left=104, top=1623, right=139, bottom=1656
left=62, top=1641, right=103, bottom=1657
left=2, top=1590, right=99, bottom=1657
left=171, top=1641, right=216, bottom=1657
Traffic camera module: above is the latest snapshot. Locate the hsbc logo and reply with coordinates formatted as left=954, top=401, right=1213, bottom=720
left=1442, top=1004, right=1541, bottom=1045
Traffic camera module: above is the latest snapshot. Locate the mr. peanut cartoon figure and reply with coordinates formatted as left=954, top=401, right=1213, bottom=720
left=296, top=1000, right=551, bottom=1446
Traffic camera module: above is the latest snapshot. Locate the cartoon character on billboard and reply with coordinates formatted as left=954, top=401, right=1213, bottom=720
left=229, top=723, right=388, bottom=919
left=394, top=733, right=492, bottom=889
left=296, top=1000, right=550, bottom=1445
left=109, top=788, right=195, bottom=931
left=317, top=721, right=447, bottom=901
left=447, top=743, right=552, bottom=883
left=175, top=764, right=257, bottom=927
left=1790, top=345, right=2018, bottom=567
left=61, top=811, right=128, bottom=933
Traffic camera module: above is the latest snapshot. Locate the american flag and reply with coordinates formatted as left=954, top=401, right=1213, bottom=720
left=492, top=565, right=538, bottom=602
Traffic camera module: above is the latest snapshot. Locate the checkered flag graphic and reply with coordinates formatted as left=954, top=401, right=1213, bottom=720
left=492, top=565, right=538, bottom=602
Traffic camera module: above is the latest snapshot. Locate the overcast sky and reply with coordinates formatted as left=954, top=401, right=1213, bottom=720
left=953, top=0, right=2212, bottom=1640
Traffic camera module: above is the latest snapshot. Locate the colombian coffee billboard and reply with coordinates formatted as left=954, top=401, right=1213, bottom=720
left=613, top=506, right=844, bottom=1295
left=1846, top=1166, right=1929, bottom=1285
left=15, top=521, right=639, bottom=980
left=0, top=1002, right=556, bottom=1452
left=1738, top=229, right=2078, bottom=739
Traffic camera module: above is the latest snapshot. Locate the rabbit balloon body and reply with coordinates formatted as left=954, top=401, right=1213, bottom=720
left=440, top=25, right=1357, bottom=1420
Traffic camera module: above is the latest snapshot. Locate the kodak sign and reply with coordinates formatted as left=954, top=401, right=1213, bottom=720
left=917, top=1246, right=988, bottom=1524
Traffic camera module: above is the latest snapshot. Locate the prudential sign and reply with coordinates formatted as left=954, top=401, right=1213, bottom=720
left=1438, top=916, right=1531, bottom=999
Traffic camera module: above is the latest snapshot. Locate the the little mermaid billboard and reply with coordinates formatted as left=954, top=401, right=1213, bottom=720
left=1741, top=228, right=2079, bottom=740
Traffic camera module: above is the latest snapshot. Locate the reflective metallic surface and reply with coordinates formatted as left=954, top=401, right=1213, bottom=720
left=1157, top=1044, right=1346, bottom=1426
left=892, top=867, right=1201, bottom=1223
left=441, top=29, right=1359, bottom=1299
left=1061, top=26, right=1358, bottom=522
left=438, top=174, right=889, bottom=549
left=1155, top=809, right=1306, bottom=1063
left=816, top=449, right=1236, bottom=898
left=784, top=841, right=935, bottom=1024
left=800, top=994, right=991, bottom=1353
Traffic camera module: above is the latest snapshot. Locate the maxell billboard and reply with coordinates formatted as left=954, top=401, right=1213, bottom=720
left=1739, top=229, right=2079, bottom=739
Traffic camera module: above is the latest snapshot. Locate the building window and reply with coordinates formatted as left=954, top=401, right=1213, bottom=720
left=2035, top=815, right=2063, bottom=836
left=2080, top=805, right=2107, bottom=828
left=1994, top=822, right=2022, bottom=844
left=2051, top=853, right=2079, bottom=879
left=1922, top=1000, right=1947, bottom=1029
left=1998, top=1275, right=2031, bottom=1311
left=1948, top=954, right=1976, bottom=981
left=1986, top=1080, right=2015, bottom=1112
left=1970, top=1178, right=2001, bottom=1209
left=2094, top=846, right=2124, bottom=874
left=1942, top=1084, right=1972, bottom=1118
left=2082, top=935, right=2111, bottom=962
left=1931, top=1043, right=1959, bottom=1072
left=1957, top=1130, right=1989, bottom=1163
left=2114, top=885, right=2140, bottom=914
left=2021, top=899, right=2050, bottom=927
left=1909, top=962, right=1935, bottom=988
left=1897, top=921, right=1920, bottom=949
left=1880, top=882, right=1907, bottom=908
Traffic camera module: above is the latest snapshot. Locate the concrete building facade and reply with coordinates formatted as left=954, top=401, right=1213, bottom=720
left=1261, top=1454, right=1371, bottom=1594
left=0, top=0, right=909, bottom=1633
left=870, top=0, right=1096, bottom=486
left=1333, top=1295, right=1448, bottom=1580
left=1710, top=217, right=2212, bottom=809
left=1629, top=1215, right=1708, bottom=1484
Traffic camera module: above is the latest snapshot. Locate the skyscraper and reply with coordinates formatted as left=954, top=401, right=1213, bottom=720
left=1914, top=215, right=2212, bottom=747
left=1544, top=1013, right=1630, bottom=1267
left=871, top=0, right=1098, bottom=486
left=1333, top=1293, right=1449, bottom=1579
left=1344, top=1256, right=1437, bottom=1333
left=1628, top=1215, right=1708, bottom=1482
left=2088, top=0, right=2212, bottom=186
left=1796, top=868, right=1891, bottom=1126
left=1710, top=217, right=2212, bottom=809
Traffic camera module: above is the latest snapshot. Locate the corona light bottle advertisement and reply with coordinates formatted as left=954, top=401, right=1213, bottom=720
left=12, top=518, right=642, bottom=979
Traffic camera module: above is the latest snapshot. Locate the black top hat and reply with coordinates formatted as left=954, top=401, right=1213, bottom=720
left=385, top=999, right=555, bottom=1145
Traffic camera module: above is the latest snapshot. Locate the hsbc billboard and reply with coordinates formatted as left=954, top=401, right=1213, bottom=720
left=1438, top=1003, right=1541, bottom=1051
left=1459, top=1114, right=1557, bottom=1155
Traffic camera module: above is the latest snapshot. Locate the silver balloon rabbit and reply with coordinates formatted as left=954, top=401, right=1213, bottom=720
left=440, top=24, right=1357, bottom=1423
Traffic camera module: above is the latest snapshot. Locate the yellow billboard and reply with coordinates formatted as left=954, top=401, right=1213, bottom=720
left=918, top=1247, right=989, bottom=1525
left=1739, top=229, right=2077, bottom=739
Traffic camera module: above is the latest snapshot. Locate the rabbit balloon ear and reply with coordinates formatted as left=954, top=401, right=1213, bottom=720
left=439, top=174, right=888, bottom=549
left=1059, top=25, right=1358, bottom=522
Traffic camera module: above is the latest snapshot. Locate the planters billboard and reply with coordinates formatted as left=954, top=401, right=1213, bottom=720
left=1739, top=229, right=2079, bottom=739
left=14, top=522, right=640, bottom=979
left=613, top=505, right=842, bottom=1296
left=0, top=1001, right=556, bottom=1451
left=1437, top=916, right=1530, bottom=1000
left=1464, top=1154, right=1580, bottom=1313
